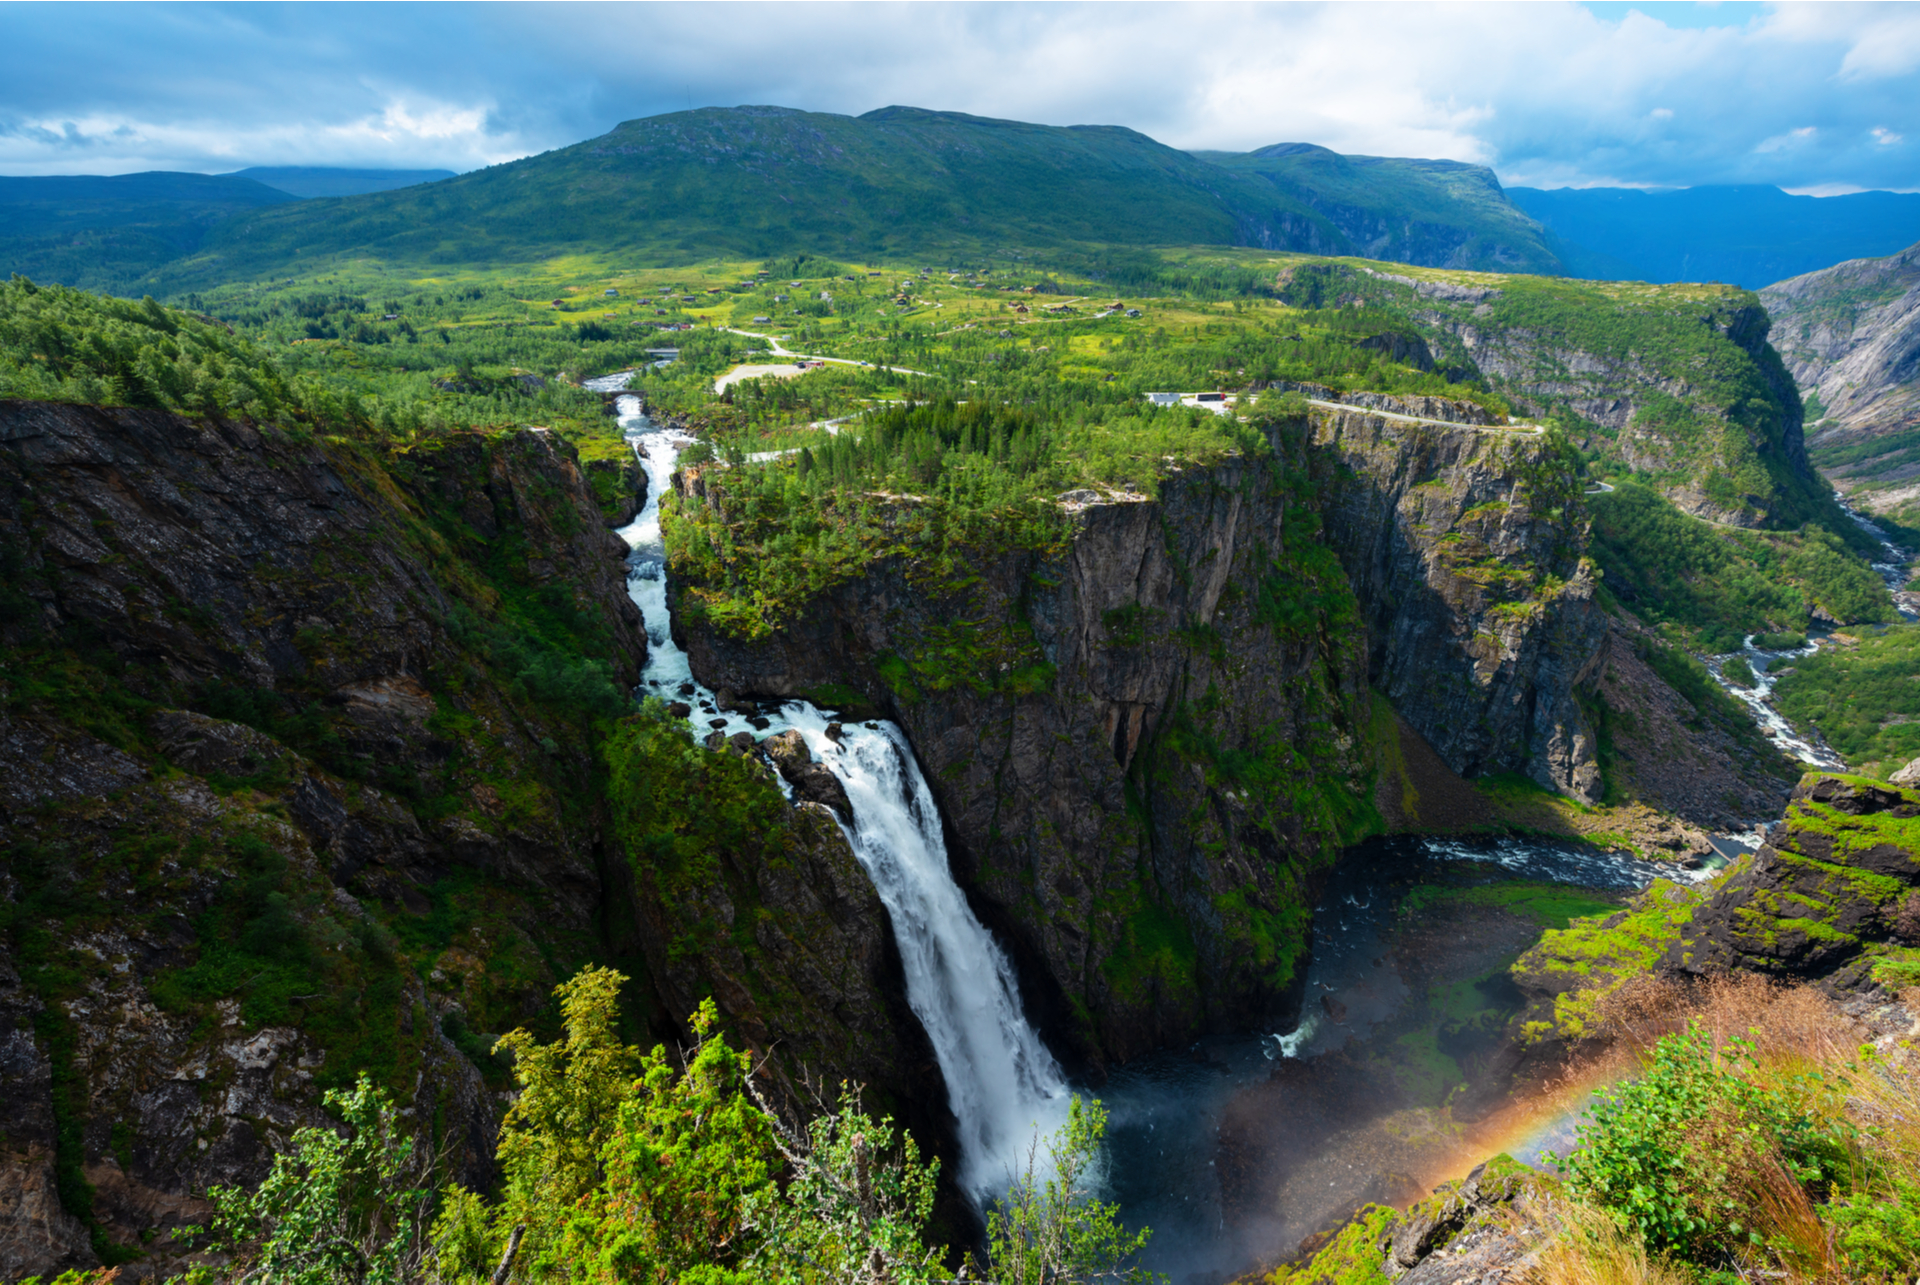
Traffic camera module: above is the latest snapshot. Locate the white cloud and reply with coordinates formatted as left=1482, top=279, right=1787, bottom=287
left=0, top=1, right=1914, bottom=192
left=1755, top=125, right=1819, bottom=153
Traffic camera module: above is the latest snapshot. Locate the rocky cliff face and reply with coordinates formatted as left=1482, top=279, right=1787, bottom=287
left=677, top=435, right=1375, bottom=1067
left=0, top=401, right=653, bottom=1277
left=1439, top=294, right=1811, bottom=527
left=0, top=401, right=912, bottom=1278
left=1348, top=268, right=1824, bottom=531
left=675, top=400, right=1612, bottom=1066
left=1760, top=242, right=1920, bottom=514
left=1308, top=401, right=1607, bottom=799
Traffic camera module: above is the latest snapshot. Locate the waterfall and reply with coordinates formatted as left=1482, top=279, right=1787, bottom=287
left=609, top=394, right=1070, bottom=1198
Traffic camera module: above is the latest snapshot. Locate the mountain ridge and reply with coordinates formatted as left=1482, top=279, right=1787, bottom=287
left=2, top=106, right=1567, bottom=293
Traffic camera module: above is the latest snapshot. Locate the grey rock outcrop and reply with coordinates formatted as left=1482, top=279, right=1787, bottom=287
left=762, top=729, right=853, bottom=818
left=1762, top=241, right=1920, bottom=509
left=1310, top=403, right=1608, bottom=799
left=1664, top=774, right=1920, bottom=990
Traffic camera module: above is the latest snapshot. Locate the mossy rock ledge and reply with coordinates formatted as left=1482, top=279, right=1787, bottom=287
left=1663, top=772, right=1920, bottom=992
left=1263, top=1155, right=1554, bottom=1285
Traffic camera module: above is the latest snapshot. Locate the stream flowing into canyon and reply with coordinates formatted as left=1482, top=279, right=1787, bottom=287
left=607, top=392, right=1070, bottom=1199
left=1700, top=494, right=1916, bottom=775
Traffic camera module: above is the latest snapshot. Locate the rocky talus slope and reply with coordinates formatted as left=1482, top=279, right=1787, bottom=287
left=1760, top=241, right=1920, bottom=513
left=0, top=401, right=917, bottom=1278
left=677, top=398, right=1610, bottom=1067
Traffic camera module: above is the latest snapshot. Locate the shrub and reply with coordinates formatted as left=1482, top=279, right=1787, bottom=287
left=1556, top=1023, right=1850, bottom=1267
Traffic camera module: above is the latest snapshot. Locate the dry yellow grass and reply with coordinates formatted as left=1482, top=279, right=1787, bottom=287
left=1527, top=1199, right=1691, bottom=1285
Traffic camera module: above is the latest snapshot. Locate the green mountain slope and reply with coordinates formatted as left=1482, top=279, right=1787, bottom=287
left=1193, top=143, right=1561, bottom=274
left=21, top=107, right=1559, bottom=294
left=149, top=105, right=1274, bottom=289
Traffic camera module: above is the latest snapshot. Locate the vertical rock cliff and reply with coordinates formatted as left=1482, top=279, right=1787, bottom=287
left=1309, top=399, right=1606, bottom=799
left=0, top=402, right=649, bottom=1276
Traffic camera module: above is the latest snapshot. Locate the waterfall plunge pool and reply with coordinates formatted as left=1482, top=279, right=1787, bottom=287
left=1083, top=835, right=1698, bottom=1284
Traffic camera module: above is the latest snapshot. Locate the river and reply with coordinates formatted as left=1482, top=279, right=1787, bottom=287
left=1700, top=493, right=1916, bottom=774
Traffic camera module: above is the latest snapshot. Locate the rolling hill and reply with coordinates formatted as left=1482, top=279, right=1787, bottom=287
left=0, top=171, right=297, bottom=293
left=0, top=168, right=450, bottom=294
left=224, top=166, right=457, bottom=198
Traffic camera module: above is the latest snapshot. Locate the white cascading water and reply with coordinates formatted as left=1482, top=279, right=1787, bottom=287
left=600, top=385, right=1070, bottom=1198
left=1698, top=493, right=1918, bottom=773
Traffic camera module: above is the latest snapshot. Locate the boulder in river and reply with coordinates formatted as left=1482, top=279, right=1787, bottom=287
left=762, top=729, right=853, bottom=819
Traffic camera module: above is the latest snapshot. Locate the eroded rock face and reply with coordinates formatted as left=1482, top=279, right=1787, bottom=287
left=1309, top=401, right=1607, bottom=800
left=0, top=402, right=651, bottom=1276
left=618, top=789, right=934, bottom=1131
left=678, top=443, right=1376, bottom=1064
left=1762, top=243, right=1920, bottom=508
left=1422, top=295, right=1814, bottom=528
left=1665, top=773, right=1920, bottom=989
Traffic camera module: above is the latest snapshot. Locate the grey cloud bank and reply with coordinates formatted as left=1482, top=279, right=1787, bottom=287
left=0, top=1, right=1916, bottom=192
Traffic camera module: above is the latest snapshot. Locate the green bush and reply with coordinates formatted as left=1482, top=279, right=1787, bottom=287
left=1556, top=1024, right=1849, bottom=1265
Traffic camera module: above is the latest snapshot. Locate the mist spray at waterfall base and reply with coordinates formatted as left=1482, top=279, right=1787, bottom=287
left=610, top=393, right=1069, bottom=1200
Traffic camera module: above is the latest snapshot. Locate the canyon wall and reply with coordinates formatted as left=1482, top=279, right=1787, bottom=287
left=677, top=400, right=1610, bottom=1067
left=0, top=401, right=923, bottom=1278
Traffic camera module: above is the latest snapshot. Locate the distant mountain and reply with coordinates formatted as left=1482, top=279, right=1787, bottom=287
left=49, top=106, right=1561, bottom=293
left=1509, top=184, right=1920, bottom=288
left=1760, top=241, right=1920, bottom=519
left=165, top=106, right=1296, bottom=285
left=0, top=168, right=453, bottom=294
left=1193, top=142, right=1560, bottom=274
left=0, top=171, right=296, bottom=294
left=225, top=166, right=457, bottom=199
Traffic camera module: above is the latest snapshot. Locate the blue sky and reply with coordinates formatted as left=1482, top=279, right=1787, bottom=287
left=2, top=1, right=1916, bottom=192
